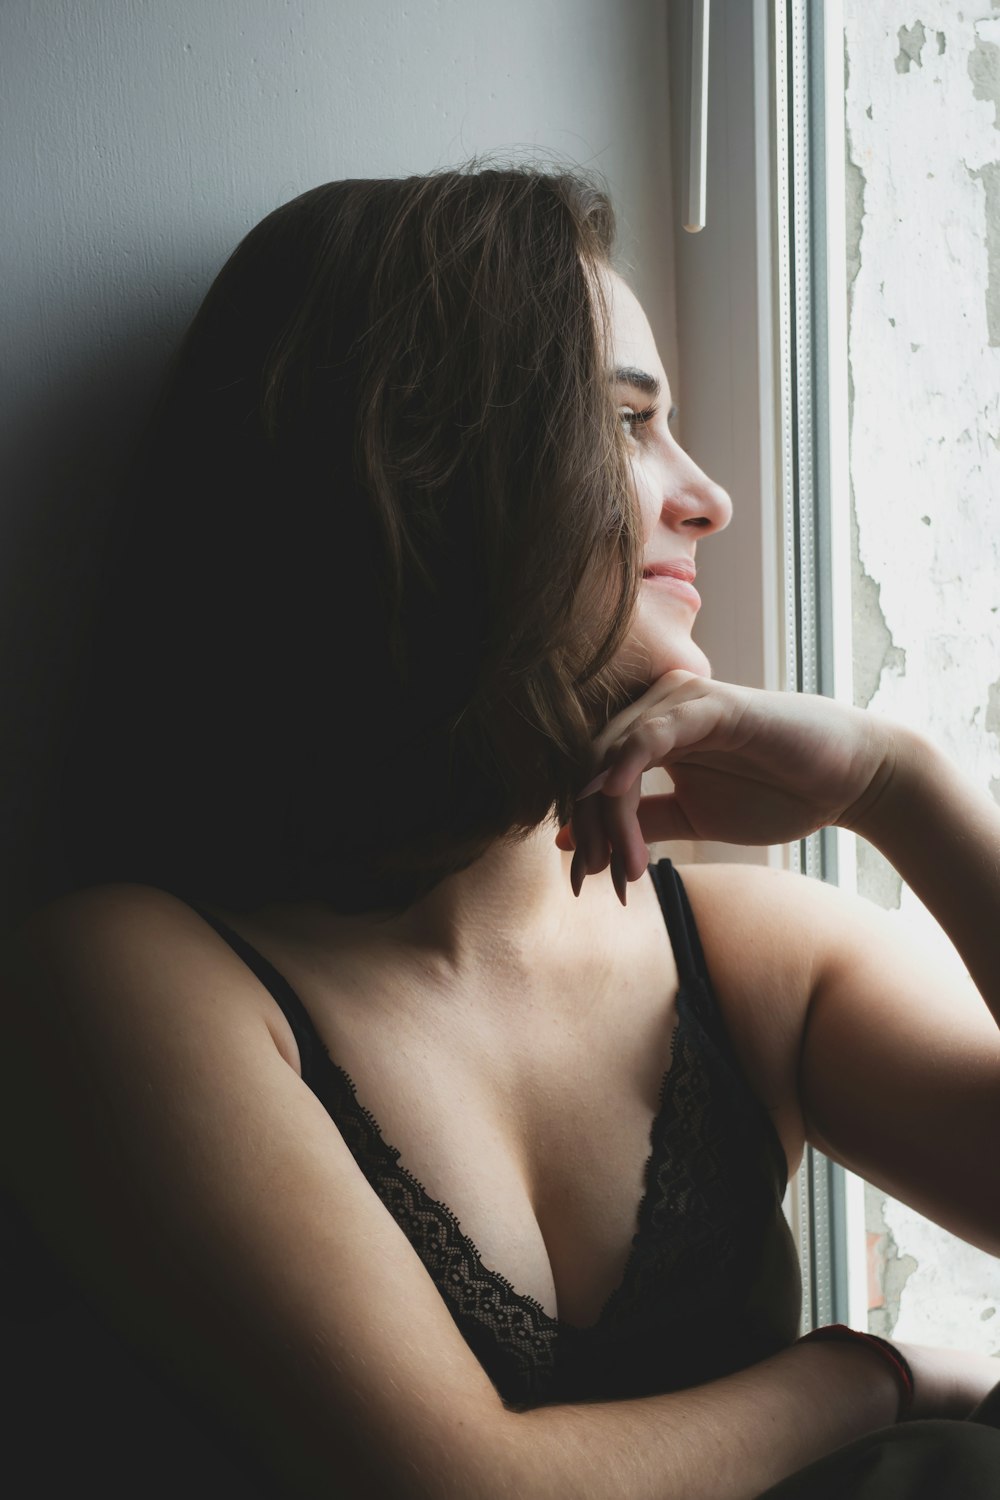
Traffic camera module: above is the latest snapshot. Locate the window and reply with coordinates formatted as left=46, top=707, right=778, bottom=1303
left=670, top=0, right=999, bottom=1342
left=668, top=0, right=859, bottom=1328
left=843, top=2, right=1000, bottom=1350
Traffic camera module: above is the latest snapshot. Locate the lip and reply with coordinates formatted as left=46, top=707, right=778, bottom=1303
left=642, top=559, right=701, bottom=609
left=643, top=559, right=696, bottom=582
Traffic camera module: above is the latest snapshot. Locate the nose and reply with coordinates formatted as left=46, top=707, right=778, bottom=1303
left=660, top=453, right=733, bottom=536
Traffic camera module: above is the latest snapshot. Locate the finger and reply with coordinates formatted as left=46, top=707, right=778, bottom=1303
left=586, top=670, right=707, bottom=768
left=575, top=790, right=610, bottom=876
left=570, top=847, right=585, bottom=898
left=599, top=775, right=649, bottom=885
left=597, top=791, right=626, bottom=903
left=575, top=767, right=613, bottom=801
left=554, top=823, right=575, bottom=852
left=599, top=693, right=732, bottom=796
left=598, top=727, right=675, bottom=797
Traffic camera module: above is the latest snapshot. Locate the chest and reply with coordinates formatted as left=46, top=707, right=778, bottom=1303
left=213, top=875, right=758, bottom=1330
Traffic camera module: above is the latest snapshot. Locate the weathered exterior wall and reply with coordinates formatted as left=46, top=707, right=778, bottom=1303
left=845, top=3, right=1000, bottom=1352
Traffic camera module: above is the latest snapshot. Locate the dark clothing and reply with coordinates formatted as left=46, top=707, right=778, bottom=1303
left=3, top=860, right=999, bottom=1495
left=758, top=1419, right=1000, bottom=1497
left=186, top=857, right=802, bottom=1409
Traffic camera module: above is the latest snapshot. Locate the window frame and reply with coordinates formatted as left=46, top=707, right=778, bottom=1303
left=669, top=0, right=865, bottom=1330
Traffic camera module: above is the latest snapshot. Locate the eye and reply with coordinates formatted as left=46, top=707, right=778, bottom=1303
left=619, top=404, right=658, bottom=441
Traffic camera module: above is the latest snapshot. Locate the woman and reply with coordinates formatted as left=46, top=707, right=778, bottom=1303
left=3, top=162, right=1000, bottom=1498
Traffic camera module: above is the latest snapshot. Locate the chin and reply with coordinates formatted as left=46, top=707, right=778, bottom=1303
left=646, top=636, right=713, bottom=683
left=612, top=635, right=712, bottom=704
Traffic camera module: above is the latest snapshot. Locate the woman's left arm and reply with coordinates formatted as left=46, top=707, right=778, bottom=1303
left=682, top=846, right=1000, bottom=1260
left=564, top=676, right=1000, bottom=1252
left=797, top=724, right=1000, bottom=1254
left=842, top=721, right=1000, bottom=1033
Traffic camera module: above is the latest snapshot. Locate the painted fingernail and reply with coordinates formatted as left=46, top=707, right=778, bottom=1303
left=570, top=848, right=584, bottom=898
left=576, top=767, right=612, bottom=801
left=611, top=852, right=627, bottom=907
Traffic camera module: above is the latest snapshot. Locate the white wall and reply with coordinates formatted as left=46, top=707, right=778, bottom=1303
left=0, top=0, right=679, bottom=918
left=670, top=0, right=775, bottom=698
left=660, top=0, right=778, bottom=871
left=844, top=2, right=1000, bottom=1354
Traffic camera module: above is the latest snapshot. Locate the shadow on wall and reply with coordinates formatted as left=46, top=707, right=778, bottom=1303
left=0, top=281, right=205, bottom=929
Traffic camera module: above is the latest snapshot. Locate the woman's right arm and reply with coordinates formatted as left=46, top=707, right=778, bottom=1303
left=0, top=883, right=903, bottom=1500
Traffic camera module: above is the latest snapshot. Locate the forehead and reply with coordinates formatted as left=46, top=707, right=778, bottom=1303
left=599, top=267, right=664, bottom=386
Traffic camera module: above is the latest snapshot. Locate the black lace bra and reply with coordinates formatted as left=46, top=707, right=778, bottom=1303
left=187, top=857, right=802, bottom=1410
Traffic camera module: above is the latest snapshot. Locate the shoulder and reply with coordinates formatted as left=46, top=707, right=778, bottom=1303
left=672, top=856, right=947, bottom=1000
left=0, top=882, right=301, bottom=1204
left=2, top=881, right=201, bottom=1043
left=671, top=857, right=849, bottom=962
left=9, top=878, right=239, bottom=959
left=663, top=860, right=869, bottom=1175
left=2, top=881, right=297, bottom=1068
left=5, top=879, right=224, bottom=982
left=664, top=860, right=1000, bottom=1231
left=0, top=886, right=513, bottom=1492
left=667, top=856, right=884, bottom=996
left=0, top=880, right=292, bottom=1310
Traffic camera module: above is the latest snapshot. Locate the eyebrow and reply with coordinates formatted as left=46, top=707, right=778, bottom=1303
left=611, top=365, right=662, bottom=400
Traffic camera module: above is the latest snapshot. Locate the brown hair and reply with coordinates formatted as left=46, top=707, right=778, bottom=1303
left=58, top=156, right=644, bottom=916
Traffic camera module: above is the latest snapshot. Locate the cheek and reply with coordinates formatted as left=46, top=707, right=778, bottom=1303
left=632, top=468, right=661, bottom=544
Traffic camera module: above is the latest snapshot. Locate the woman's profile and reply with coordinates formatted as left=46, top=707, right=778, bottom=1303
left=3, top=160, right=1000, bottom=1498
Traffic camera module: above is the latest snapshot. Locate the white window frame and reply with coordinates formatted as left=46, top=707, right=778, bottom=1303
left=669, top=0, right=865, bottom=1331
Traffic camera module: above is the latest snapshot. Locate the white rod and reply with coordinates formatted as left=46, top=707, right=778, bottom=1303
left=684, top=0, right=710, bottom=232
left=819, top=0, right=858, bottom=901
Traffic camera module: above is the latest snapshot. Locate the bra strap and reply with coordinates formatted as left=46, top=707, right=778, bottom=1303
left=653, top=857, right=750, bottom=1068
left=651, top=858, right=708, bottom=993
left=183, top=901, right=327, bottom=1085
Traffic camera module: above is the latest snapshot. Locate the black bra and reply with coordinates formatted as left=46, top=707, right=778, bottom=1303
left=184, top=858, right=801, bottom=1408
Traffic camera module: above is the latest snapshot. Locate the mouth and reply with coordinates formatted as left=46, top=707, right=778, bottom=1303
left=641, top=561, right=700, bottom=609
left=642, top=560, right=697, bottom=583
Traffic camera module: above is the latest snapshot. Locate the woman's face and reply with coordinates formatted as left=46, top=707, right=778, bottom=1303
left=604, top=268, right=732, bottom=689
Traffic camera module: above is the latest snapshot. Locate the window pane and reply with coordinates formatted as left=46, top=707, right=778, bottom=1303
left=844, top=4, right=1000, bottom=1349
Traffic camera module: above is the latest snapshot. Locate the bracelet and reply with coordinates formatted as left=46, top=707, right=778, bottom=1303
left=798, top=1323, right=914, bottom=1421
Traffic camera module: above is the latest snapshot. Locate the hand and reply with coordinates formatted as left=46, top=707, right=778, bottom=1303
left=557, top=672, right=897, bottom=899
left=894, top=1341, right=1000, bottom=1422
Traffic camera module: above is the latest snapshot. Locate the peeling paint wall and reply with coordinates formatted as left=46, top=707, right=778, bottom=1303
left=845, top=4, right=1000, bottom=1353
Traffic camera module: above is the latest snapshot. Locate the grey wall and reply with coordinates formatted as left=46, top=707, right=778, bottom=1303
left=0, top=0, right=678, bottom=919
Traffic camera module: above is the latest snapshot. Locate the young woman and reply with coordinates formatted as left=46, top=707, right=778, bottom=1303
left=3, top=163, right=1000, bottom=1498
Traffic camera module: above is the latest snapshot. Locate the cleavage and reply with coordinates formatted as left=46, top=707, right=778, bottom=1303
left=202, top=875, right=679, bottom=1327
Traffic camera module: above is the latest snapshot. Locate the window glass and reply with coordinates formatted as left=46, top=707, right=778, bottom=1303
left=844, top=3, right=1000, bottom=1350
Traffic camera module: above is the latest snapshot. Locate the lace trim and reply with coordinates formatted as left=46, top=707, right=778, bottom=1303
left=304, top=983, right=755, bottom=1365
left=193, top=875, right=791, bottom=1405
left=608, top=982, right=785, bottom=1328
left=312, top=1055, right=561, bottom=1398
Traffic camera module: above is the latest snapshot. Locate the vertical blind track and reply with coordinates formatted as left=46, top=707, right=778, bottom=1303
left=774, top=0, right=850, bottom=1331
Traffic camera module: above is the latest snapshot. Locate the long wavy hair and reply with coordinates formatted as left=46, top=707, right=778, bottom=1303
left=57, top=158, right=645, bottom=916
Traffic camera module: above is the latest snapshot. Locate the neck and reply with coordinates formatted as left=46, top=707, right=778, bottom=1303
left=241, top=822, right=629, bottom=984
left=387, top=816, right=584, bottom=978
left=256, top=816, right=614, bottom=987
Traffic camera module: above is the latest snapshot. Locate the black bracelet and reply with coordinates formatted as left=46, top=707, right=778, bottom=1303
left=799, top=1323, right=914, bottom=1421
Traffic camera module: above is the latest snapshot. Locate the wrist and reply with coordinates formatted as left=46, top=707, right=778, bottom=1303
left=834, top=721, right=933, bottom=844
left=798, top=1324, right=914, bottom=1423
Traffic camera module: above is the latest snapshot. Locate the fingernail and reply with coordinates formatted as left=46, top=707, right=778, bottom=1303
left=576, top=767, right=612, bottom=801
left=611, top=852, right=627, bottom=907
left=570, top=849, right=584, bottom=898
